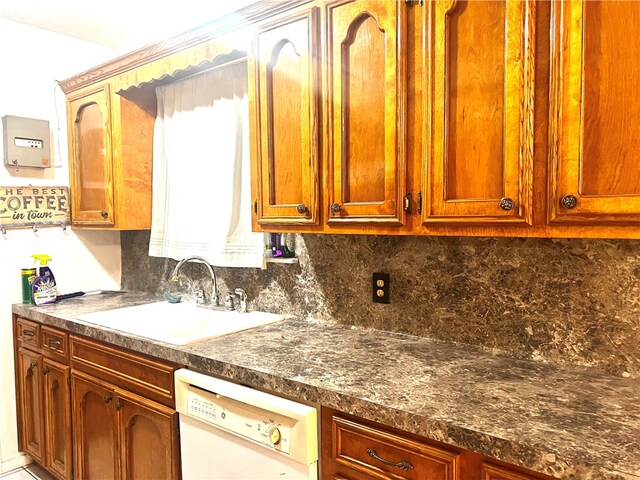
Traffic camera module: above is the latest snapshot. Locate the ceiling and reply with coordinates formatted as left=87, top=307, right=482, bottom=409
left=0, top=0, right=256, bottom=50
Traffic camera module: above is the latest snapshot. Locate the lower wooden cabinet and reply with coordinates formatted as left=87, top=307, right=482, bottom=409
left=72, top=371, right=180, bottom=480
left=72, top=372, right=119, bottom=479
left=16, top=347, right=45, bottom=465
left=117, top=388, right=180, bottom=480
left=322, top=407, right=555, bottom=480
left=481, top=462, right=542, bottom=480
left=14, top=316, right=181, bottom=480
left=42, top=358, right=72, bottom=480
left=323, top=408, right=460, bottom=480
left=15, top=321, right=72, bottom=480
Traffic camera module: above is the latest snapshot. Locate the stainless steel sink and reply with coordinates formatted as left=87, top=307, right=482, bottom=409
left=77, top=301, right=284, bottom=345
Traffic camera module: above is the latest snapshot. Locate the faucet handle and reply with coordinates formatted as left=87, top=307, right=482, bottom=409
left=223, top=292, right=235, bottom=311
left=234, top=288, right=247, bottom=313
left=195, top=288, right=205, bottom=305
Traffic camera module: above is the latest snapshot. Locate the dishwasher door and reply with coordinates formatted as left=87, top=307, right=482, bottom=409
left=174, top=368, right=318, bottom=480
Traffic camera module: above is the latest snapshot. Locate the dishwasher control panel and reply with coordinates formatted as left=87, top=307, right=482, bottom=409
left=187, top=388, right=293, bottom=454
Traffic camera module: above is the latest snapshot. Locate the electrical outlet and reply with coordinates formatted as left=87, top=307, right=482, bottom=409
left=372, top=272, right=390, bottom=304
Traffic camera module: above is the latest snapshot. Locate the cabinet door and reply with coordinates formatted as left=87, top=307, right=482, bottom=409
left=251, top=6, right=321, bottom=226
left=68, top=84, right=115, bottom=227
left=17, top=348, right=45, bottom=463
left=549, top=0, right=640, bottom=224
left=42, top=359, right=72, bottom=480
left=72, top=372, right=119, bottom=480
left=482, top=462, right=540, bottom=480
left=116, top=389, right=180, bottom=480
left=326, top=0, right=407, bottom=224
left=424, top=0, right=535, bottom=225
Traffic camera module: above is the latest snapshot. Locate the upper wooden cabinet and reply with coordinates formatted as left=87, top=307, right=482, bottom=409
left=250, top=0, right=408, bottom=229
left=325, top=0, right=407, bottom=225
left=250, top=5, right=321, bottom=226
left=67, top=84, right=154, bottom=230
left=68, top=85, right=115, bottom=227
left=424, top=0, right=535, bottom=225
left=60, top=0, right=639, bottom=238
left=549, top=0, right=640, bottom=225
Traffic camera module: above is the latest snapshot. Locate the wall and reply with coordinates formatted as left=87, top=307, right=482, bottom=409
left=122, top=231, right=640, bottom=378
left=0, top=20, right=121, bottom=473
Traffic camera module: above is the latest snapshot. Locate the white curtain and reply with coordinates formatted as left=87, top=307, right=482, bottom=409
left=149, top=61, right=264, bottom=268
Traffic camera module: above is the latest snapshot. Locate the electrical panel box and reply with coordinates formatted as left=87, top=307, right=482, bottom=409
left=2, top=115, right=51, bottom=168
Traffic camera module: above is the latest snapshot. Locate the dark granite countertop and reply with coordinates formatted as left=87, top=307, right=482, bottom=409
left=12, top=294, right=640, bottom=480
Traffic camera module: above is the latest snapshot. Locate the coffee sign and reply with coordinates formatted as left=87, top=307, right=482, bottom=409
left=0, top=186, right=70, bottom=229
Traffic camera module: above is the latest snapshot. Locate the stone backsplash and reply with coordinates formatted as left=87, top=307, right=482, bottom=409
left=121, top=231, right=640, bottom=377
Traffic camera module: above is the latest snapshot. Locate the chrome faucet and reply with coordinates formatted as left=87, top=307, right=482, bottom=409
left=170, top=256, right=218, bottom=307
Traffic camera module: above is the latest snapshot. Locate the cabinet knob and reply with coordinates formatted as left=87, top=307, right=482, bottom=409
left=499, top=197, right=515, bottom=211
left=101, top=210, right=109, bottom=219
left=42, top=366, right=50, bottom=376
left=330, top=202, right=341, bottom=214
left=115, top=401, right=123, bottom=411
left=103, top=394, right=113, bottom=404
left=561, top=195, right=578, bottom=209
left=29, top=361, right=37, bottom=370
left=296, top=204, right=307, bottom=215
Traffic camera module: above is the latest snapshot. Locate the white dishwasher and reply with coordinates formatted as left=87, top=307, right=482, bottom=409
left=174, top=369, right=318, bottom=480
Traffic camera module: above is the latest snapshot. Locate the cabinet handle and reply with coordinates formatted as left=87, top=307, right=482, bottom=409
left=22, top=330, right=35, bottom=337
left=366, top=448, right=413, bottom=471
left=115, top=401, right=123, bottom=411
left=29, top=361, right=37, bottom=370
left=330, top=202, right=341, bottom=214
left=42, top=366, right=50, bottom=375
left=499, top=197, right=515, bottom=211
left=47, top=339, right=61, bottom=348
left=103, top=394, right=113, bottom=404
left=560, top=195, right=578, bottom=209
left=101, top=210, right=109, bottom=219
left=296, top=204, right=307, bottom=215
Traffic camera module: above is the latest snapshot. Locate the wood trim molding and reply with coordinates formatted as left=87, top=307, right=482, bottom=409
left=59, top=0, right=312, bottom=93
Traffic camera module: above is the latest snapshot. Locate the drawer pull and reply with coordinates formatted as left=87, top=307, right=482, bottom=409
left=47, top=339, right=62, bottom=348
left=366, top=448, right=414, bottom=471
left=22, top=331, right=35, bottom=337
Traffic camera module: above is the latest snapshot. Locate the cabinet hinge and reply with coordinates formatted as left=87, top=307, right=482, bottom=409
left=253, top=200, right=257, bottom=215
left=417, top=192, right=423, bottom=215
left=405, top=0, right=424, bottom=5
left=403, top=193, right=412, bottom=213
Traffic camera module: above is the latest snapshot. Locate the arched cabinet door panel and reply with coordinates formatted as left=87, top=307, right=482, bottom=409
left=116, top=389, right=180, bottom=480
left=549, top=0, right=640, bottom=225
left=17, top=348, right=44, bottom=464
left=43, top=358, right=72, bottom=480
left=250, top=6, right=321, bottom=226
left=325, top=0, right=407, bottom=225
left=71, top=372, right=119, bottom=480
left=67, top=84, right=115, bottom=227
left=424, top=0, right=535, bottom=225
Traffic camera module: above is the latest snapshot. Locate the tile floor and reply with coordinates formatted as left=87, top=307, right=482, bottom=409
left=0, top=464, right=54, bottom=480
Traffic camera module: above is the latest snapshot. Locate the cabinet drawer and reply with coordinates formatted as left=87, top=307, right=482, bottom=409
left=70, top=335, right=178, bottom=408
left=41, top=326, right=68, bottom=361
left=331, top=416, right=460, bottom=480
left=16, top=318, right=40, bottom=349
